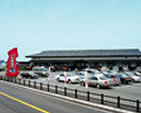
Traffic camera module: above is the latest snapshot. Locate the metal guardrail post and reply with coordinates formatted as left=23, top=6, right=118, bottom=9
left=101, top=94, right=104, bottom=104
left=47, top=84, right=50, bottom=92
left=0, top=76, right=3, bottom=80
left=4, top=76, right=6, bottom=81
left=117, top=96, right=120, bottom=108
left=23, top=80, right=25, bottom=85
left=0, top=76, right=2, bottom=80
left=55, top=85, right=58, bottom=94
left=40, top=83, right=43, bottom=90
left=136, top=100, right=140, bottom=112
left=34, top=81, right=36, bottom=88
left=18, top=79, right=20, bottom=84
left=11, top=77, right=13, bottom=82
left=15, top=78, right=17, bottom=84
left=9, top=77, right=12, bottom=82
left=75, top=89, right=77, bottom=98
left=7, top=77, right=9, bottom=81
left=87, top=91, right=90, bottom=101
left=28, top=80, right=30, bottom=87
left=64, top=87, right=67, bottom=96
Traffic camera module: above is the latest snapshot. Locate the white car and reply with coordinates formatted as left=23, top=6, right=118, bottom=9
left=125, top=72, right=141, bottom=82
left=82, top=68, right=101, bottom=75
left=55, top=73, right=80, bottom=84
left=133, top=71, right=141, bottom=77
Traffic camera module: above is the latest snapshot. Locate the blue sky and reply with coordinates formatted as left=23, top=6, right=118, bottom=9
left=0, top=0, right=141, bottom=61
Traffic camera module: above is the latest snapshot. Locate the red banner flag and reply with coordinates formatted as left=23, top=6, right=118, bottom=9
left=6, top=48, right=20, bottom=77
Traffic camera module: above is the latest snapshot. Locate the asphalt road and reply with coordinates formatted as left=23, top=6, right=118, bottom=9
left=0, top=82, right=112, bottom=113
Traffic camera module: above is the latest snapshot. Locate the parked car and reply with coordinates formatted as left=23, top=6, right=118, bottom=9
left=20, top=71, right=39, bottom=79
left=118, top=73, right=133, bottom=84
left=80, top=74, right=113, bottom=88
left=55, top=73, right=80, bottom=84
left=32, top=67, right=49, bottom=77
left=133, top=71, right=141, bottom=77
left=75, top=71, right=86, bottom=79
left=0, top=67, right=5, bottom=71
left=104, top=74, right=121, bottom=86
left=124, top=72, right=141, bottom=82
left=106, top=70, right=118, bottom=75
left=82, top=68, right=101, bottom=75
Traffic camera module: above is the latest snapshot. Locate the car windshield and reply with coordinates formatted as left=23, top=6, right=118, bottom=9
left=41, top=68, right=48, bottom=71
left=110, top=75, right=119, bottom=78
left=67, top=74, right=74, bottom=77
left=94, top=70, right=101, bottom=74
left=127, top=73, right=134, bottom=76
left=99, top=76, right=107, bottom=80
left=120, top=74, right=128, bottom=78
left=104, top=74, right=109, bottom=78
left=79, top=73, right=85, bottom=75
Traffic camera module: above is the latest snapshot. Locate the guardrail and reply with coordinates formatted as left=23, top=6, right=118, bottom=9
left=0, top=76, right=140, bottom=112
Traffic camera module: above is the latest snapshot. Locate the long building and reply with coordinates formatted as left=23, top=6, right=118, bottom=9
left=26, top=49, right=141, bottom=70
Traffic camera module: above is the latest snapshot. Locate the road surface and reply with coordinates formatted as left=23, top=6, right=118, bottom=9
left=0, top=81, right=113, bottom=113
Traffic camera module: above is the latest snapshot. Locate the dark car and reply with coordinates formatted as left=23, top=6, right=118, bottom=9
left=32, top=67, right=49, bottom=77
left=20, top=71, right=39, bottom=79
left=0, top=67, right=5, bottom=71
left=118, top=73, right=132, bottom=84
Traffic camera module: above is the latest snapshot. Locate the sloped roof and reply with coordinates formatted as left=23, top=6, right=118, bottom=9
left=26, top=49, right=141, bottom=57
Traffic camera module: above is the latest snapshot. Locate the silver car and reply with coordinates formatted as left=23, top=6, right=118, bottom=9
left=80, top=74, right=113, bottom=88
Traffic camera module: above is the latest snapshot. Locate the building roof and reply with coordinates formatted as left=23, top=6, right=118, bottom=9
left=26, top=49, right=141, bottom=58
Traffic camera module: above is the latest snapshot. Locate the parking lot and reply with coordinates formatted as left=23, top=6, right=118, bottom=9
left=35, top=72, right=141, bottom=100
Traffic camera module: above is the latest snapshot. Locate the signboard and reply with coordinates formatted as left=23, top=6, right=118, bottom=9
left=6, top=48, right=19, bottom=77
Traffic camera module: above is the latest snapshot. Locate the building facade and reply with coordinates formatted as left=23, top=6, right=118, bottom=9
left=26, top=49, right=141, bottom=70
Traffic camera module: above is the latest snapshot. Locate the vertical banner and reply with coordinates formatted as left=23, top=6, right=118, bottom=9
left=85, top=72, right=88, bottom=88
left=113, top=75, right=116, bottom=83
left=47, top=67, right=51, bottom=84
left=6, top=48, right=19, bottom=77
left=64, top=72, right=67, bottom=87
left=48, top=67, right=51, bottom=80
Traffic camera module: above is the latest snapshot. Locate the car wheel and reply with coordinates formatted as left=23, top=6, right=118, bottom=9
left=96, top=84, right=100, bottom=89
left=57, top=78, right=60, bottom=82
left=81, top=82, right=85, bottom=86
left=68, top=79, right=72, bottom=84
left=132, top=79, right=135, bottom=83
left=124, top=81, right=127, bottom=84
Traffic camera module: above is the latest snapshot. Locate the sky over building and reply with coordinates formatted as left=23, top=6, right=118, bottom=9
left=0, top=0, right=141, bottom=61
